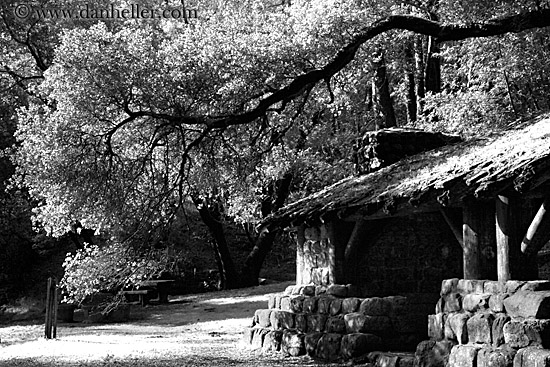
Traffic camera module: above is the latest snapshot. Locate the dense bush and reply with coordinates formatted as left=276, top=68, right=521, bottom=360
left=60, top=242, right=181, bottom=305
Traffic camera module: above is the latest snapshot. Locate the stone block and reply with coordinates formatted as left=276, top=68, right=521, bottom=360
left=478, top=346, right=515, bottom=367
left=414, top=340, right=455, bottom=367
left=289, top=295, right=304, bottom=313
left=505, top=281, right=526, bottom=294
left=268, top=294, right=276, bottom=309
left=270, top=310, right=294, bottom=330
left=316, top=333, right=342, bottom=362
left=327, top=284, right=348, bottom=298
left=503, top=291, right=550, bottom=319
left=280, top=296, right=291, bottom=311
left=340, top=333, right=382, bottom=360
left=504, top=319, right=550, bottom=349
left=302, top=296, right=318, bottom=313
left=301, top=285, right=316, bottom=296
left=399, top=354, right=416, bottom=367
left=428, top=313, right=446, bottom=341
left=344, top=312, right=392, bottom=334
left=387, top=295, right=409, bottom=316
left=292, top=286, right=303, bottom=295
left=513, top=346, right=550, bottom=367
left=254, top=309, right=272, bottom=328
left=330, top=298, right=342, bottom=316
left=307, top=314, right=327, bottom=332
left=490, top=293, right=509, bottom=313
left=492, top=314, right=511, bottom=348
left=463, top=293, right=491, bottom=312
left=315, top=285, right=327, bottom=296
left=274, top=294, right=283, bottom=309
left=484, top=281, right=505, bottom=294
left=467, top=313, right=494, bottom=344
left=251, top=327, right=270, bottom=349
left=444, top=292, right=463, bottom=312
left=457, top=279, right=478, bottom=294
left=295, top=313, right=307, bottom=333
left=304, top=332, right=324, bottom=356
left=441, top=278, right=460, bottom=296
left=317, top=296, right=333, bottom=314
left=448, top=344, right=480, bottom=367
left=325, top=316, right=346, bottom=334
left=446, top=313, right=470, bottom=344
left=281, top=330, right=305, bottom=357
left=521, top=281, right=550, bottom=292
left=342, top=297, right=361, bottom=314
left=284, top=285, right=294, bottom=295
left=262, top=330, right=283, bottom=352
left=360, top=297, right=392, bottom=316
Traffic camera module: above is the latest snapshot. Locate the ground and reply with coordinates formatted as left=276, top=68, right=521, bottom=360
left=0, top=281, right=343, bottom=367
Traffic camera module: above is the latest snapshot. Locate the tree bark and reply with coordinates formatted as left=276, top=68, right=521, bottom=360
left=414, top=35, right=426, bottom=116
left=372, top=52, right=397, bottom=129
left=239, top=173, right=293, bottom=287
left=191, top=195, right=240, bottom=289
left=405, top=42, right=417, bottom=123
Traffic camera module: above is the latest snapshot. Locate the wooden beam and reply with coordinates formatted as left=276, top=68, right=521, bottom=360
left=342, top=219, right=389, bottom=284
left=463, top=200, right=496, bottom=280
left=326, top=220, right=355, bottom=285
left=521, top=196, right=550, bottom=255
left=495, top=195, right=517, bottom=282
left=440, top=208, right=464, bottom=249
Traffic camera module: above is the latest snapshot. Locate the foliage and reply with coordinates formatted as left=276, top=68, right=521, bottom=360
left=60, top=242, right=181, bottom=305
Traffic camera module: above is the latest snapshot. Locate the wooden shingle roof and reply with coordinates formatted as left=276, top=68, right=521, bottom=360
left=264, top=114, right=550, bottom=229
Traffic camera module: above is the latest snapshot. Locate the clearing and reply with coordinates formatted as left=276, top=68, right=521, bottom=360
left=0, top=281, right=342, bottom=367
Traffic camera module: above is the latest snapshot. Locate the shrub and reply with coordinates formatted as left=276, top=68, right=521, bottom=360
left=60, top=242, right=178, bottom=306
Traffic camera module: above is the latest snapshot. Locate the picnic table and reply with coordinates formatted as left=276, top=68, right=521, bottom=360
left=121, top=280, right=174, bottom=306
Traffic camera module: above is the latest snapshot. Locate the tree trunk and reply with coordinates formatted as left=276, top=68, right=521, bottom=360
left=405, top=41, right=417, bottom=123
left=192, top=195, right=240, bottom=289
left=372, top=52, right=397, bottom=129
left=414, top=35, right=426, bottom=116
left=239, top=173, right=293, bottom=287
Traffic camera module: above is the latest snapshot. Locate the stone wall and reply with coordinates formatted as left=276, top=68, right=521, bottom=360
left=421, top=278, right=550, bottom=366
left=242, top=284, right=432, bottom=364
left=298, top=213, right=462, bottom=295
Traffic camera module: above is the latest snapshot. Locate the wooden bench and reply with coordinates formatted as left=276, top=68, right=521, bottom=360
left=120, top=290, right=151, bottom=306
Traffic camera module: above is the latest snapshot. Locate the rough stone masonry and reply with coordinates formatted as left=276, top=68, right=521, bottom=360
left=243, top=279, right=550, bottom=367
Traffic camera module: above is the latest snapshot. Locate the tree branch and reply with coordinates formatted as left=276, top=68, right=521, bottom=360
left=144, top=9, right=550, bottom=130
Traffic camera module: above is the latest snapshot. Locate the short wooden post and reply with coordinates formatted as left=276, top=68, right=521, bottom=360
left=44, top=277, right=58, bottom=339
left=44, top=278, right=52, bottom=339
left=495, top=195, right=515, bottom=282
left=463, top=200, right=496, bottom=280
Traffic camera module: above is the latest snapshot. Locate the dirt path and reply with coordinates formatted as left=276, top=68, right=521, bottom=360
left=0, top=282, right=343, bottom=367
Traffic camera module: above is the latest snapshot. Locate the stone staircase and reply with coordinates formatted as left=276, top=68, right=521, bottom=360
left=242, top=283, right=426, bottom=365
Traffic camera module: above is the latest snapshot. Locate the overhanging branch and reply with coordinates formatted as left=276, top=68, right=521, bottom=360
left=148, top=9, right=550, bottom=130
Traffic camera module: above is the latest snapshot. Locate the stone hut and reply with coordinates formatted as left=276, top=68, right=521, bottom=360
left=242, top=115, right=550, bottom=366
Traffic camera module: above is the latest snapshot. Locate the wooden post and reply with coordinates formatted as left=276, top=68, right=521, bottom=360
left=52, top=278, right=58, bottom=339
left=44, top=278, right=52, bottom=339
left=463, top=200, right=496, bottom=280
left=495, top=195, right=516, bottom=282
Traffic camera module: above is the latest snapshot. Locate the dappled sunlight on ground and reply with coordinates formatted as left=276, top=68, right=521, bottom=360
left=0, top=281, right=345, bottom=366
